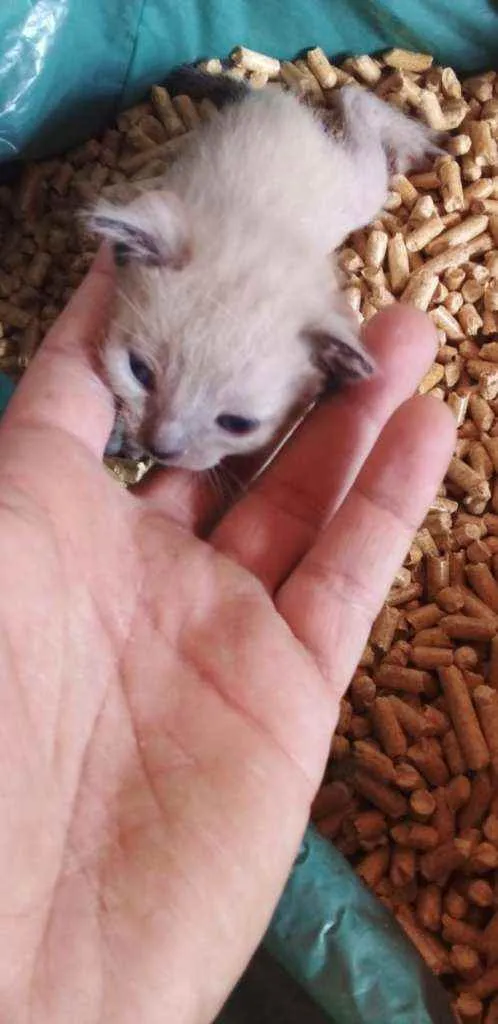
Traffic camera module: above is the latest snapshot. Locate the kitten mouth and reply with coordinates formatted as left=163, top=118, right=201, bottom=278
left=148, top=455, right=178, bottom=466
left=122, top=440, right=148, bottom=460
left=143, top=448, right=188, bottom=468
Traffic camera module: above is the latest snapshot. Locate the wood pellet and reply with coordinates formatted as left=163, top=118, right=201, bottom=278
left=1, top=44, right=498, bottom=1017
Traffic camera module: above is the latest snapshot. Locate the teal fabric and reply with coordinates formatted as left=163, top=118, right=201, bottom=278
left=1, top=0, right=498, bottom=161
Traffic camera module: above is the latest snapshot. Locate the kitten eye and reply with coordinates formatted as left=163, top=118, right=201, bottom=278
left=129, top=351, right=154, bottom=391
left=216, top=413, right=260, bottom=435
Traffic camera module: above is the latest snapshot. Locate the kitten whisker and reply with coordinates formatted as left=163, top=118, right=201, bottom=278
left=203, top=292, right=241, bottom=329
left=217, top=463, right=246, bottom=504
left=116, top=286, right=150, bottom=333
left=205, top=468, right=225, bottom=510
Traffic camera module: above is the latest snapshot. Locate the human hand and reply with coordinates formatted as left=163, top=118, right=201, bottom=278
left=0, top=249, right=454, bottom=1024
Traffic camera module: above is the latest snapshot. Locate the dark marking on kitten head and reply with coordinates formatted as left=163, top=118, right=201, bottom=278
left=165, top=64, right=250, bottom=108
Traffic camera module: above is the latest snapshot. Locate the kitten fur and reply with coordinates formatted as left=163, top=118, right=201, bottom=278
left=90, top=75, right=441, bottom=470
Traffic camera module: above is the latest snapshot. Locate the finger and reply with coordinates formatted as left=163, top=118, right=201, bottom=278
left=277, top=394, right=456, bottom=697
left=134, top=425, right=293, bottom=534
left=134, top=406, right=303, bottom=532
left=2, top=246, right=116, bottom=457
left=211, top=305, right=438, bottom=589
left=135, top=466, right=233, bottom=533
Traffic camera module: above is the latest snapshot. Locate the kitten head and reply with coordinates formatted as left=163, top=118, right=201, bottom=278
left=90, top=190, right=373, bottom=471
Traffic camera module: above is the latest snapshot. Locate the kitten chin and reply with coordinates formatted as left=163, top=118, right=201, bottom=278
left=105, top=414, right=147, bottom=460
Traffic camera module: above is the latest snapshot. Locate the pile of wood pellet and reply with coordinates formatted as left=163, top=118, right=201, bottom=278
left=1, top=41, right=498, bottom=1021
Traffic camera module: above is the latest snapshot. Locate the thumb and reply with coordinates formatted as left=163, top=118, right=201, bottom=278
left=3, top=246, right=116, bottom=458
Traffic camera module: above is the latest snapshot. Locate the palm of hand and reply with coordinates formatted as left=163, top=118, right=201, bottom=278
left=0, top=252, right=454, bottom=1024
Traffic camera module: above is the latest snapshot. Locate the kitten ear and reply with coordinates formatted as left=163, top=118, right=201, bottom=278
left=88, top=190, right=191, bottom=269
left=305, top=306, right=375, bottom=390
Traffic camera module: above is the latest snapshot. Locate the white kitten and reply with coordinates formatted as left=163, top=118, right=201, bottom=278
left=90, top=77, right=440, bottom=471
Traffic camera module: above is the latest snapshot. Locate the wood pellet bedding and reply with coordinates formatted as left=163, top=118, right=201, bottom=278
left=2, top=42, right=498, bottom=1023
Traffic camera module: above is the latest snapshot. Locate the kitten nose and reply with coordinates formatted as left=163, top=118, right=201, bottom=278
left=147, top=421, right=187, bottom=462
left=148, top=445, right=185, bottom=462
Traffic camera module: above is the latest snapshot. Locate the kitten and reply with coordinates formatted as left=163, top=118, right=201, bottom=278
left=90, top=73, right=440, bottom=471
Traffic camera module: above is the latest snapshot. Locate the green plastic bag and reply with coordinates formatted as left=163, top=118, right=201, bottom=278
left=217, top=826, right=457, bottom=1023
left=0, top=374, right=15, bottom=413
left=262, top=827, right=455, bottom=1024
